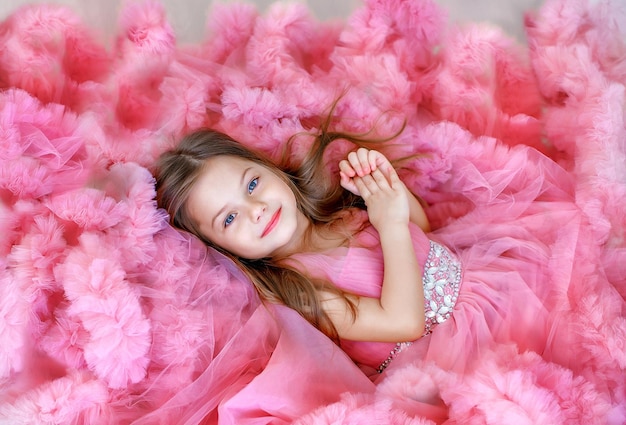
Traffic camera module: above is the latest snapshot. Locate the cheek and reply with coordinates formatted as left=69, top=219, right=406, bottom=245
left=198, top=223, right=234, bottom=251
left=282, top=183, right=298, bottom=205
left=221, top=227, right=250, bottom=250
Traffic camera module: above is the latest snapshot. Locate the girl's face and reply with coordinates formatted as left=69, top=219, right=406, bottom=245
left=186, top=155, right=307, bottom=260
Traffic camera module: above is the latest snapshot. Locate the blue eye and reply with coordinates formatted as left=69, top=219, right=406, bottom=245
left=248, top=177, right=258, bottom=194
left=224, top=213, right=236, bottom=227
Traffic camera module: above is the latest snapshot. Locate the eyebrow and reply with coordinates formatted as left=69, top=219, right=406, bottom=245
left=210, top=167, right=252, bottom=229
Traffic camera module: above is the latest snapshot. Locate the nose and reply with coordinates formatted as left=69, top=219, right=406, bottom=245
left=248, top=201, right=266, bottom=223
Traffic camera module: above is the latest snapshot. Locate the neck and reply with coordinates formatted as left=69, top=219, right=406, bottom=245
left=270, top=212, right=314, bottom=259
left=297, top=210, right=366, bottom=255
left=271, top=218, right=345, bottom=260
left=272, top=208, right=365, bottom=259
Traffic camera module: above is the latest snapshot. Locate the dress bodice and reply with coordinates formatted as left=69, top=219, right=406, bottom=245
left=287, top=218, right=463, bottom=372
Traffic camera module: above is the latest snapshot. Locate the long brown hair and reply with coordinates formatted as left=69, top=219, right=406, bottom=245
left=154, top=113, right=404, bottom=341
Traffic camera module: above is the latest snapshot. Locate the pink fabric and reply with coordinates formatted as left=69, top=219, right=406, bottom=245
left=1, top=0, right=625, bottom=424
left=290, top=147, right=594, bottom=378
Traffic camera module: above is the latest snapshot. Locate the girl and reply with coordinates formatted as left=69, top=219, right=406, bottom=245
left=155, top=123, right=580, bottom=377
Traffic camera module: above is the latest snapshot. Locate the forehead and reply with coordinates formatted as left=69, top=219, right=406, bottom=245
left=202, top=155, right=252, bottom=174
left=196, top=155, right=255, bottom=191
left=186, top=156, right=251, bottom=215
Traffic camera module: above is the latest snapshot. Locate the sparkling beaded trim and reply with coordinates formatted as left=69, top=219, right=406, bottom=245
left=422, top=240, right=462, bottom=335
left=377, top=240, right=462, bottom=373
left=377, top=342, right=413, bottom=373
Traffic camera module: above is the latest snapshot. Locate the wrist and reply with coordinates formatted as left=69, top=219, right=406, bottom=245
left=376, top=221, right=411, bottom=242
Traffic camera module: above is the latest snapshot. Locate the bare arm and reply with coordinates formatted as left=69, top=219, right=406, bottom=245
left=326, top=151, right=425, bottom=342
left=406, top=186, right=431, bottom=232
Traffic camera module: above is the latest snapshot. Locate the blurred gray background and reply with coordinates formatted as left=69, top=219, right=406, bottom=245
left=1, top=0, right=544, bottom=43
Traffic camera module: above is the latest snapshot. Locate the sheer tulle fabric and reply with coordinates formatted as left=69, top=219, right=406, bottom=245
left=290, top=143, right=585, bottom=376
left=201, top=142, right=623, bottom=424
left=1, top=0, right=625, bottom=423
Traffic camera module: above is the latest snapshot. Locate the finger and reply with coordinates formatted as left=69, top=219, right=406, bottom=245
left=339, top=171, right=349, bottom=185
left=359, top=174, right=386, bottom=196
left=353, top=176, right=371, bottom=198
left=373, top=150, right=394, bottom=173
left=374, top=160, right=396, bottom=183
left=340, top=171, right=359, bottom=195
left=371, top=167, right=391, bottom=188
left=356, top=148, right=371, bottom=175
left=368, top=150, right=381, bottom=172
left=347, top=151, right=364, bottom=176
left=339, top=159, right=356, bottom=177
left=387, top=165, right=402, bottom=189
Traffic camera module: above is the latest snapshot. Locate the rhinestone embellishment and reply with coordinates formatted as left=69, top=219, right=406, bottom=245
left=377, top=240, right=462, bottom=373
left=422, top=240, right=462, bottom=335
left=377, top=342, right=413, bottom=373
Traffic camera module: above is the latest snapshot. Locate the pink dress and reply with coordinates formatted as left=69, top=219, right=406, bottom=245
left=289, top=200, right=583, bottom=378
left=127, top=144, right=622, bottom=425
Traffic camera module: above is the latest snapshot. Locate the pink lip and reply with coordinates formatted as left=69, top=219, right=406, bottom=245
left=262, top=208, right=281, bottom=237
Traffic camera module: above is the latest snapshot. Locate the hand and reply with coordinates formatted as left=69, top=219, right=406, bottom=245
left=342, top=152, right=410, bottom=233
left=339, top=148, right=392, bottom=197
